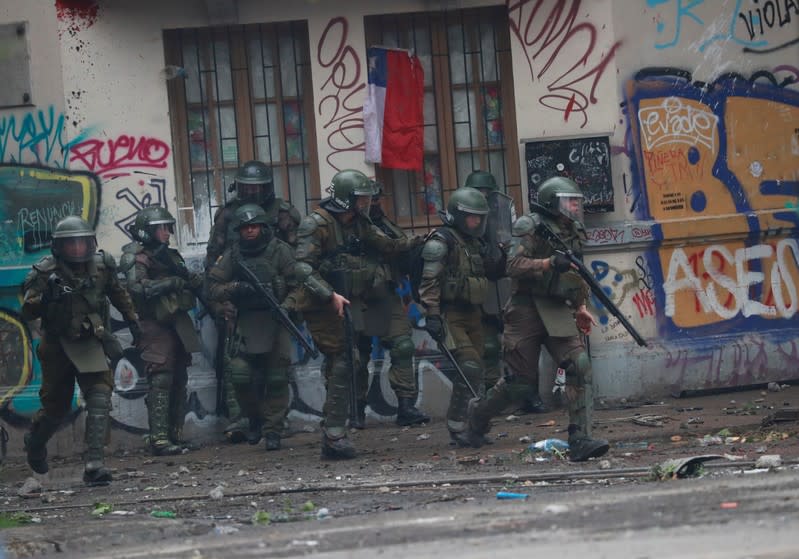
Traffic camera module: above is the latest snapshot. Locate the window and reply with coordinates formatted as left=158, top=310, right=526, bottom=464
left=164, top=22, right=319, bottom=247
left=365, top=7, right=521, bottom=231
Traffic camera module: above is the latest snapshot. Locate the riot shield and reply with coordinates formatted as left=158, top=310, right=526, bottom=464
left=483, top=191, right=514, bottom=315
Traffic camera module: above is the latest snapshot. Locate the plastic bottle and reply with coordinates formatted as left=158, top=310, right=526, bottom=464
left=529, top=438, right=569, bottom=452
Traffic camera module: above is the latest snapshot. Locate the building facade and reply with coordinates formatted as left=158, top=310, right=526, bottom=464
left=1, top=0, right=797, bottom=454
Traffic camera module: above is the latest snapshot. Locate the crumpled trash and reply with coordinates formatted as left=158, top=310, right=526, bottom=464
left=529, top=438, right=569, bottom=453
left=650, top=454, right=724, bottom=480
left=754, top=454, right=782, bottom=469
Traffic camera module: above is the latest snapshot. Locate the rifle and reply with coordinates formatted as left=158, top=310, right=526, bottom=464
left=415, top=320, right=478, bottom=399
left=535, top=221, right=648, bottom=347
left=236, top=261, right=320, bottom=359
left=323, top=266, right=360, bottom=425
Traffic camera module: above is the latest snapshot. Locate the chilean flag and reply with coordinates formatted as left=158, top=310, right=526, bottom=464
left=363, top=47, right=424, bottom=171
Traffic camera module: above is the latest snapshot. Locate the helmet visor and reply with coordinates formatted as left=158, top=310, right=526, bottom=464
left=55, top=236, right=96, bottom=263
left=237, top=182, right=266, bottom=204
left=556, top=193, right=584, bottom=223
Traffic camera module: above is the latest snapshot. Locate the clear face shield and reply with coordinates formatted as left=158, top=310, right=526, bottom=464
left=150, top=223, right=174, bottom=245
left=556, top=193, right=584, bottom=224
left=56, top=236, right=97, bottom=263
left=459, top=212, right=487, bottom=238
left=353, top=194, right=373, bottom=217
left=237, top=182, right=267, bottom=204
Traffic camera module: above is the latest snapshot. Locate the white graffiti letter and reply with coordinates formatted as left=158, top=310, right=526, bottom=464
left=703, top=245, right=740, bottom=319
left=664, top=248, right=709, bottom=317
left=736, top=244, right=776, bottom=317
left=772, top=238, right=799, bottom=318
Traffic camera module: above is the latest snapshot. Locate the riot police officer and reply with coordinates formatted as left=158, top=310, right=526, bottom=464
left=353, top=181, right=429, bottom=428
left=22, top=216, right=140, bottom=484
left=204, top=160, right=301, bottom=443
left=464, top=171, right=511, bottom=394
left=207, top=204, right=300, bottom=451
left=417, top=187, right=505, bottom=446
left=294, top=169, right=420, bottom=459
left=465, top=176, right=609, bottom=462
left=121, top=206, right=203, bottom=456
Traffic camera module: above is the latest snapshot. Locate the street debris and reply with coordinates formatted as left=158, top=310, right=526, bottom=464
left=252, top=511, right=271, bottom=525
left=150, top=510, right=176, bottom=518
left=720, top=501, right=738, bottom=509
left=754, top=455, right=782, bottom=469
left=209, top=485, right=225, bottom=500
left=496, top=491, right=529, bottom=500
left=761, top=408, right=799, bottom=427
left=650, top=455, right=724, bottom=480
left=91, top=502, right=113, bottom=517
left=631, top=414, right=671, bottom=427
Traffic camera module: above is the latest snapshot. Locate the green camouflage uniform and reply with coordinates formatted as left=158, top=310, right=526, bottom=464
left=354, top=205, right=428, bottom=427
left=467, top=176, right=609, bottom=461
left=121, top=237, right=203, bottom=455
left=295, top=207, right=417, bottom=442
left=205, top=195, right=301, bottom=439
left=207, top=235, right=300, bottom=446
left=22, top=249, right=138, bottom=483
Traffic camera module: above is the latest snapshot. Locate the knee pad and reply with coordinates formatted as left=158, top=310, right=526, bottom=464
left=561, top=350, right=591, bottom=387
left=84, top=387, right=111, bottom=413
left=389, top=336, right=415, bottom=365
left=228, top=356, right=252, bottom=385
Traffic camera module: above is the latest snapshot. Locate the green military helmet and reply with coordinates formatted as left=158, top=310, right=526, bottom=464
left=51, top=215, right=97, bottom=263
left=443, top=186, right=489, bottom=237
left=322, top=169, right=377, bottom=213
left=536, top=176, right=584, bottom=224
left=130, top=206, right=176, bottom=246
left=234, top=203, right=271, bottom=253
left=464, top=170, right=498, bottom=193
left=235, top=160, right=275, bottom=205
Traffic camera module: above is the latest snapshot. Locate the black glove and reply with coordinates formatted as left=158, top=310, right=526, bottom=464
left=234, top=281, right=259, bottom=300
left=550, top=253, right=572, bottom=274
left=127, top=320, right=142, bottom=346
left=425, top=315, right=444, bottom=341
left=42, top=273, right=66, bottom=305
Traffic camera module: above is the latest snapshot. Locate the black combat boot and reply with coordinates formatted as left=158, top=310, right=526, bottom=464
left=350, top=401, right=367, bottom=430
left=247, top=416, right=263, bottom=445
left=264, top=432, right=281, bottom=451
left=567, top=424, right=609, bottom=462
left=24, top=416, right=60, bottom=474
left=395, top=397, right=430, bottom=426
left=224, top=417, right=248, bottom=443
left=321, top=432, right=356, bottom=459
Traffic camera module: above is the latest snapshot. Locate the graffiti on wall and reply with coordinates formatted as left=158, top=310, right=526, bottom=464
left=316, top=17, right=365, bottom=172
left=507, top=0, right=622, bottom=127
left=0, top=107, right=91, bottom=168
left=625, top=68, right=799, bottom=336
left=648, top=0, right=798, bottom=52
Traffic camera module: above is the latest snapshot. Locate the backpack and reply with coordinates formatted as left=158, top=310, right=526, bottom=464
left=408, top=227, right=457, bottom=303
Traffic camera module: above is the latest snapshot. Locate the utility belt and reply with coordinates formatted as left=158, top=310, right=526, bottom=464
left=441, top=275, right=487, bottom=306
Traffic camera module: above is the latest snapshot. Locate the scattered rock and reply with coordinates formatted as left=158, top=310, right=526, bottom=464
left=416, top=433, right=430, bottom=441
left=209, top=485, right=225, bottom=500
left=598, top=459, right=612, bottom=470
left=754, top=454, right=782, bottom=469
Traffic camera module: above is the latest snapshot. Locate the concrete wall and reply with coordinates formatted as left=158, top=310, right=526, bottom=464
left=1, top=0, right=797, bottom=458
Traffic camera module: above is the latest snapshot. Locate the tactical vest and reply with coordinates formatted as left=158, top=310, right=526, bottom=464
left=515, top=213, right=585, bottom=303
left=232, top=239, right=287, bottom=310
left=147, top=247, right=196, bottom=322
left=436, top=227, right=488, bottom=306
left=312, top=208, right=388, bottom=299
left=36, top=254, right=113, bottom=341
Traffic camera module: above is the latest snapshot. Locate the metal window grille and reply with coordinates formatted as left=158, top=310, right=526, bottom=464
left=364, top=6, right=521, bottom=232
left=164, top=22, right=319, bottom=247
